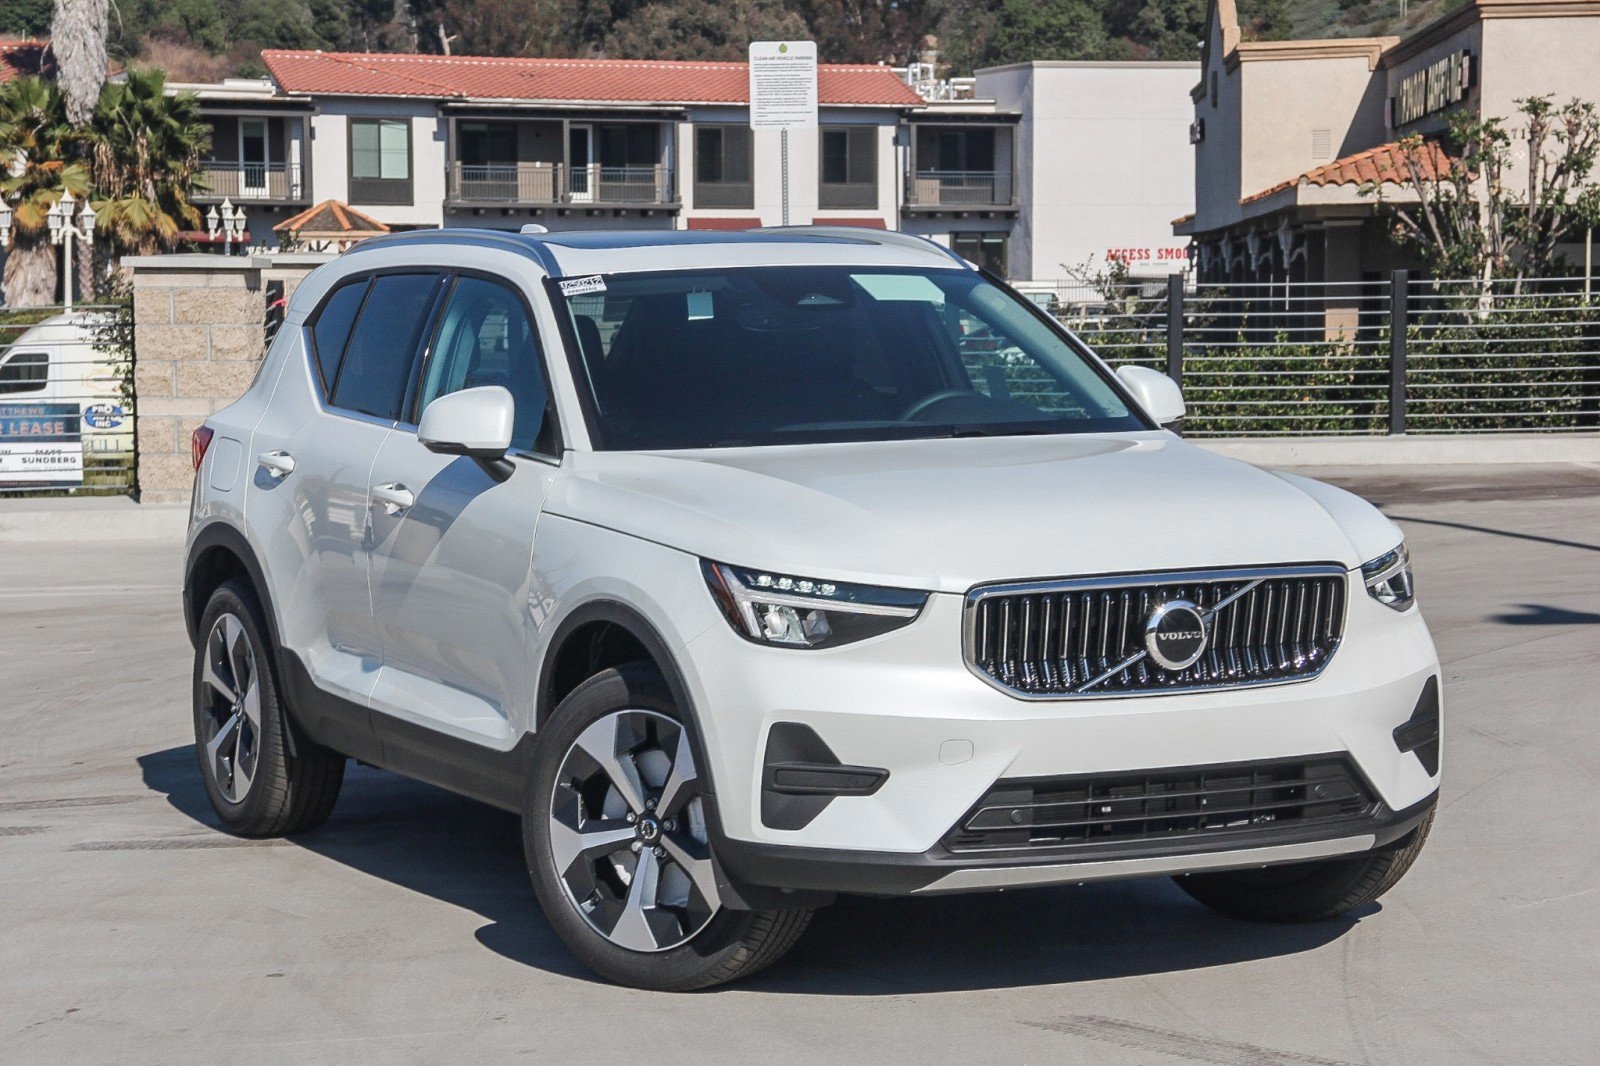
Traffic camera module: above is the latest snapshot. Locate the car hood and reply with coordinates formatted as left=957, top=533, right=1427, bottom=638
left=546, top=433, right=1402, bottom=594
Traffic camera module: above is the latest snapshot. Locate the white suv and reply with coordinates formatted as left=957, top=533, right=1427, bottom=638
left=183, top=228, right=1441, bottom=990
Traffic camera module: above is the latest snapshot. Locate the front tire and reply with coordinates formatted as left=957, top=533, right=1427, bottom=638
left=1174, top=807, right=1435, bottom=922
left=193, top=578, right=345, bottom=837
left=524, top=664, right=811, bottom=990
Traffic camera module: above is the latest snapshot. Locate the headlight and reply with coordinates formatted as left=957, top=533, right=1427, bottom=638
left=1361, top=543, right=1415, bottom=611
left=701, top=561, right=926, bottom=648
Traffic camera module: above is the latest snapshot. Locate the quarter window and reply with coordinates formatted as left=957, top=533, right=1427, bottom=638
left=309, top=280, right=367, bottom=393
left=329, top=273, right=444, bottom=421
left=417, top=277, right=553, bottom=454
left=350, top=118, right=413, bottom=205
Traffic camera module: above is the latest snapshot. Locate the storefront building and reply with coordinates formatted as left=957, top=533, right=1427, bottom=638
left=1178, top=0, right=1600, bottom=308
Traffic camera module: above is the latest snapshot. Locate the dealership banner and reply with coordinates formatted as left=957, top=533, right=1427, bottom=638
left=0, top=403, right=84, bottom=487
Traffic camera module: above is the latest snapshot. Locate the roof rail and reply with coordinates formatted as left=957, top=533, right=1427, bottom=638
left=343, top=227, right=561, bottom=274
left=752, top=224, right=969, bottom=268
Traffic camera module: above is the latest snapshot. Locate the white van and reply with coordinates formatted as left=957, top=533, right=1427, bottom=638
left=0, top=311, right=132, bottom=488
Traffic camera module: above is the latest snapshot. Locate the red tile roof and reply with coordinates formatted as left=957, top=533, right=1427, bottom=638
left=273, top=199, right=390, bottom=236
left=1242, top=140, right=1454, bottom=205
left=261, top=50, right=922, bottom=107
left=0, top=38, right=51, bottom=83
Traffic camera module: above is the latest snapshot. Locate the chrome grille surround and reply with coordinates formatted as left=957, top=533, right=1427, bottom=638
left=963, top=565, right=1348, bottom=700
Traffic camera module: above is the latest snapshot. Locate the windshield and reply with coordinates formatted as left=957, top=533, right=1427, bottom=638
left=552, top=265, right=1146, bottom=450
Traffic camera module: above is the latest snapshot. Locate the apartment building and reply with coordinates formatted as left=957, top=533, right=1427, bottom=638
left=1179, top=0, right=1600, bottom=288
left=177, top=49, right=1196, bottom=282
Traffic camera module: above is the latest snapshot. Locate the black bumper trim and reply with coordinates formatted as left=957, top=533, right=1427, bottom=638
left=714, top=791, right=1439, bottom=898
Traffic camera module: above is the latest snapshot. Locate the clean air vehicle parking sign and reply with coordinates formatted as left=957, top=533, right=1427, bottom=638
left=0, top=402, right=84, bottom=487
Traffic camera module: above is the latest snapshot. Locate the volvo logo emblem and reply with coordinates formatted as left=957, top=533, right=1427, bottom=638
left=1144, top=599, right=1208, bottom=670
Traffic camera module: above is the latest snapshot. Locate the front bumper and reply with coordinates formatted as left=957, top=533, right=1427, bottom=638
left=716, top=790, right=1436, bottom=897
left=675, top=568, right=1443, bottom=897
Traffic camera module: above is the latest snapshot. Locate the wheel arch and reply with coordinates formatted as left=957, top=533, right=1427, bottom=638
left=536, top=599, right=700, bottom=742
left=184, top=522, right=282, bottom=656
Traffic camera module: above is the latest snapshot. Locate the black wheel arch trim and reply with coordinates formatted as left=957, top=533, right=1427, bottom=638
left=184, top=521, right=282, bottom=651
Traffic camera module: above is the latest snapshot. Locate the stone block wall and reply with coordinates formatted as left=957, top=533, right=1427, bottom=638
left=127, top=253, right=331, bottom=504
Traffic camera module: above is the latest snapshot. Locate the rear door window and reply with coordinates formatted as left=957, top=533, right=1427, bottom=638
left=329, top=273, right=445, bottom=421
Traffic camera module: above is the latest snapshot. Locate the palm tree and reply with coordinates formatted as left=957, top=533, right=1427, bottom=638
left=0, top=77, right=88, bottom=307
left=89, top=68, right=211, bottom=256
left=51, top=0, right=109, bottom=126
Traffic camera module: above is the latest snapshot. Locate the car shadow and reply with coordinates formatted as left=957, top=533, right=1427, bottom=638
left=1489, top=603, right=1600, bottom=626
left=139, top=744, right=1362, bottom=994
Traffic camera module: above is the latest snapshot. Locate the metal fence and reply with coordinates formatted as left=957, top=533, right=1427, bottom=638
left=0, top=305, right=134, bottom=497
left=1053, top=274, right=1600, bottom=436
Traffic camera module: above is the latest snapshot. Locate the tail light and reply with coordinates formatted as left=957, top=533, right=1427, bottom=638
left=191, top=425, right=214, bottom=470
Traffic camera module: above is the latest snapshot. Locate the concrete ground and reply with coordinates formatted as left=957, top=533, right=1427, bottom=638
left=2, top=463, right=1597, bottom=1065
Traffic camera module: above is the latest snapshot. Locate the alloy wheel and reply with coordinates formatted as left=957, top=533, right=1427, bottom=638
left=200, top=613, right=262, bottom=804
left=548, top=709, right=722, bottom=953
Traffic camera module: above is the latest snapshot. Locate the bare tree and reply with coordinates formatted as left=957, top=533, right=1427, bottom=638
left=51, top=0, right=109, bottom=126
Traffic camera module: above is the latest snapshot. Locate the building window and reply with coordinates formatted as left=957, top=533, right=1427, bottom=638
left=694, top=125, right=753, bottom=209
left=350, top=118, right=413, bottom=205
left=951, top=232, right=1009, bottom=278
left=819, top=126, right=877, bottom=209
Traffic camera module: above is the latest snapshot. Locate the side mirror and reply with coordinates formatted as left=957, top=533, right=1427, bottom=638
left=1116, top=364, right=1186, bottom=430
left=418, top=386, right=515, bottom=460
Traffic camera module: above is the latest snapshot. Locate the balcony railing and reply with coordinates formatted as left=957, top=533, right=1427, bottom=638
left=452, top=162, right=560, bottom=204
left=199, top=162, right=303, bottom=202
left=449, top=162, right=675, bottom=205
left=906, top=170, right=1014, bottom=208
left=818, top=181, right=878, bottom=210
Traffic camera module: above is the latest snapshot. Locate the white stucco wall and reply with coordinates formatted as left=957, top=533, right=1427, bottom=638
left=979, top=62, right=1196, bottom=283
left=679, top=106, right=900, bottom=228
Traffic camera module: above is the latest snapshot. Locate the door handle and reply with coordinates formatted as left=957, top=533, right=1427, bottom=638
left=257, top=450, right=295, bottom=478
left=372, top=482, right=415, bottom=515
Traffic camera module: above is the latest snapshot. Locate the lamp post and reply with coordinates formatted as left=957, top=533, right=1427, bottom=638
left=207, top=198, right=248, bottom=253
left=48, top=191, right=97, bottom=313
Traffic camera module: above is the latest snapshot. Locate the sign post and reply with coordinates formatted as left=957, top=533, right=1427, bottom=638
left=748, top=41, right=818, bottom=227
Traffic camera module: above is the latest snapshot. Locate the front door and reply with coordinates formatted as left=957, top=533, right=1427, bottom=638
left=240, top=119, right=269, bottom=196
left=366, top=275, right=559, bottom=751
left=568, top=124, right=594, bottom=202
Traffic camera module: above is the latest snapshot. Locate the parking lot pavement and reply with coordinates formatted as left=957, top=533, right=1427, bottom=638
left=2, top=464, right=1597, bottom=1065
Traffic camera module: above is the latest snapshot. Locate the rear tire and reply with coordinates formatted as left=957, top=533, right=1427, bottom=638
left=193, top=578, right=345, bottom=837
left=1174, top=807, right=1435, bottom=922
left=524, top=663, right=812, bottom=990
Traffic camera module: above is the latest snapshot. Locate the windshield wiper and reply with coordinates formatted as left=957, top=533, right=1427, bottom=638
left=942, top=424, right=1055, bottom=439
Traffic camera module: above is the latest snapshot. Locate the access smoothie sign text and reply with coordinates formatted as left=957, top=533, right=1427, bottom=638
left=0, top=402, right=84, bottom=487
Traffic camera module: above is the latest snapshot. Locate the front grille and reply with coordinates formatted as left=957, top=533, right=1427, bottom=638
left=965, top=566, right=1346, bottom=698
left=944, top=756, right=1376, bottom=852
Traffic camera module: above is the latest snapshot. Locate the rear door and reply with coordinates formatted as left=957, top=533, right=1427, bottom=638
left=248, top=271, right=447, bottom=718
left=366, top=274, right=560, bottom=750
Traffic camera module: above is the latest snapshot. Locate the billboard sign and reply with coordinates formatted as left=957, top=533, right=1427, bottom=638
left=0, top=402, right=84, bottom=487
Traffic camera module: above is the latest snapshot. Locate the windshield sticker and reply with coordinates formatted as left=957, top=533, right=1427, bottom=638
left=687, top=291, right=714, bottom=321
left=559, top=275, right=607, bottom=297
left=851, top=274, right=946, bottom=304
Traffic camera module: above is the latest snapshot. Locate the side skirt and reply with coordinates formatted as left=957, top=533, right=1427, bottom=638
left=278, top=649, right=534, bottom=813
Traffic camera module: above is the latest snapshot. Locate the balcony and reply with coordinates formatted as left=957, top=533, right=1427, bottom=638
left=198, top=162, right=304, bottom=203
left=448, top=162, right=676, bottom=207
left=905, top=170, right=1015, bottom=209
